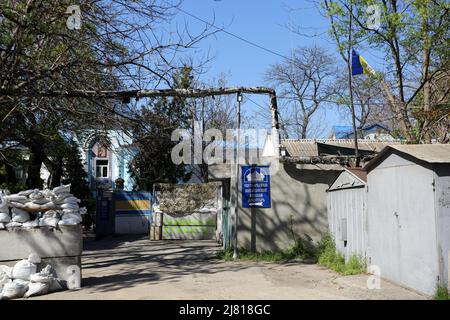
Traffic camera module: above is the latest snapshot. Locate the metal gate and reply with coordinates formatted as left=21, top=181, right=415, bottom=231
left=95, top=191, right=152, bottom=236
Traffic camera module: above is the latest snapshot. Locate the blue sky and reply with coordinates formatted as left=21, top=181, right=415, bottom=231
left=169, top=0, right=350, bottom=138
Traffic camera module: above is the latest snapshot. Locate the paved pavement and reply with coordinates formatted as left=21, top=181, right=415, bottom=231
left=33, top=236, right=428, bottom=300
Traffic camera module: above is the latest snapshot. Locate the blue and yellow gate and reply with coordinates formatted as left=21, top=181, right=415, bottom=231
left=96, top=191, right=152, bottom=236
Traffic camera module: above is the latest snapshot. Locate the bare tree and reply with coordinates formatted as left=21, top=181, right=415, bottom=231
left=334, top=73, right=394, bottom=132
left=264, top=45, right=336, bottom=139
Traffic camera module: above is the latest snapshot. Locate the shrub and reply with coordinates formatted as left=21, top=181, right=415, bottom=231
left=434, top=286, right=449, bottom=300
left=317, top=233, right=366, bottom=275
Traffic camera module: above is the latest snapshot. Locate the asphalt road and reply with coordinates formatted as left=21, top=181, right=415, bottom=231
left=32, top=236, right=428, bottom=300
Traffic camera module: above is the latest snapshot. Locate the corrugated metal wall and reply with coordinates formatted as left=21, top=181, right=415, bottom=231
left=327, top=185, right=367, bottom=261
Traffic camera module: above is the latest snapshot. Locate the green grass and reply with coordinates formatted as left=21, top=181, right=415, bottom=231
left=434, top=286, right=449, bottom=300
left=216, top=239, right=318, bottom=263
left=217, top=233, right=366, bottom=276
left=316, top=233, right=366, bottom=275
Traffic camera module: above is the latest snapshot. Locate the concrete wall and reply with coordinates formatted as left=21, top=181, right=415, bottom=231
left=327, top=184, right=367, bottom=261
left=234, top=162, right=341, bottom=251
left=367, top=153, right=439, bottom=295
left=0, top=225, right=83, bottom=288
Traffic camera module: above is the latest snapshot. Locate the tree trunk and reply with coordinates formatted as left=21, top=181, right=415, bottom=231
left=26, top=144, right=44, bottom=189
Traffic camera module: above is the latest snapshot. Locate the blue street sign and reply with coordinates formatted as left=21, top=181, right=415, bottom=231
left=242, top=165, right=271, bottom=208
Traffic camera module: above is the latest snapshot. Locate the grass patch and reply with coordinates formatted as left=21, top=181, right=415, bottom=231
left=316, top=233, right=366, bottom=275
left=216, top=238, right=318, bottom=263
left=434, top=286, right=449, bottom=300
left=217, top=233, right=366, bottom=276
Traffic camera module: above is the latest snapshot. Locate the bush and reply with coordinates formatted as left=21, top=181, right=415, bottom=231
left=434, top=286, right=449, bottom=300
left=317, top=233, right=366, bottom=275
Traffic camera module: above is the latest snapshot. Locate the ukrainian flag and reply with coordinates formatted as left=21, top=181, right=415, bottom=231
left=352, top=49, right=375, bottom=76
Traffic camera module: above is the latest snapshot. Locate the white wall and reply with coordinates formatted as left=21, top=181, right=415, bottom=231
left=367, top=154, right=439, bottom=295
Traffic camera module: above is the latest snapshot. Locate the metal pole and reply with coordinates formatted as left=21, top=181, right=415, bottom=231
left=233, top=92, right=242, bottom=260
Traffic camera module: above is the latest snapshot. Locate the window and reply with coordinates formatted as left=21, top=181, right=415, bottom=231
left=96, top=159, right=109, bottom=178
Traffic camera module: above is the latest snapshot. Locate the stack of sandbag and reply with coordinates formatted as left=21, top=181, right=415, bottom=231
left=0, top=184, right=87, bottom=230
left=0, top=253, right=64, bottom=299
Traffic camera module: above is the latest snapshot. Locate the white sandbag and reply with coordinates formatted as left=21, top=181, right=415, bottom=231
left=0, top=223, right=5, bottom=230
left=61, top=202, right=79, bottom=210
left=59, top=218, right=80, bottom=226
left=9, top=201, right=26, bottom=209
left=62, top=212, right=81, bottom=220
left=30, top=273, right=52, bottom=283
left=24, top=282, right=49, bottom=298
left=43, top=210, right=60, bottom=218
left=6, top=221, right=22, bottom=228
left=12, top=208, right=30, bottom=223
left=48, top=277, right=64, bottom=293
left=28, top=253, right=41, bottom=264
left=42, top=189, right=55, bottom=200
left=29, top=190, right=44, bottom=200
left=0, top=197, right=8, bottom=212
left=5, top=194, right=28, bottom=203
left=0, top=265, right=12, bottom=278
left=39, top=217, right=59, bottom=228
left=63, top=196, right=80, bottom=204
left=0, top=266, right=11, bottom=292
left=79, top=207, right=87, bottom=215
left=0, top=212, right=10, bottom=223
left=53, top=184, right=71, bottom=195
left=12, top=259, right=37, bottom=281
left=22, top=220, right=39, bottom=229
left=18, top=189, right=35, bottom=197
left=2, top=280, right=28, bottom=299
left=32, top=197, right=50, bottom=205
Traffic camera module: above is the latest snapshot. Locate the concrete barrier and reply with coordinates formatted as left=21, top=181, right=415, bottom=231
left=0, top=225, right=82, bottom=289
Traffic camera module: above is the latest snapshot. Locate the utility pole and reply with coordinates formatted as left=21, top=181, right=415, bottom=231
left=346, top=2, right=360, bottom=166
left=233, top=92, right=243, bottom=260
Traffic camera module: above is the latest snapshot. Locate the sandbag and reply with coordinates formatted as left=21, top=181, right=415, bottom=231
left=29, top=190, right=44, bottom=200
left=22, top=220, right=39, bottom=229
left=0, top=212, right=10, bottom=223
left=52, top=193, right=72, bottom=204
left=42, top=189, right=55, bottom=200
left=32, top=198, right=50, bottom=205
left=5, top=221, right=22, bottom=228
left=28, top=253, right=41, bottom=264
left=79, top=207, right=87, bottom=215
left=12, top=259, right=37, bottom=281
left=18, top=189, right=35, bottom=197
left=0, top=196, right=8, bottom=212
left=0, top=267, right=11, bottom=292
left=63, top=196, right=80, bottom=204
left=61, top=202, right=79, bottom=210
left=5, top=194, right=28, bottom=203
left=1, top=280, right=28, bottom=299
left=0, top=222, right=5, bottom=230
left=53, top=184, right=71, bottom=195
left=48, top=277, right=64, bottom=293
left=12, top=208, right=30, bottom=223
left=59, top=218, right=80, bottom=226
left=43, top=210, right=60, bottom=218
left=30, top=265, right=53, bottom=283
left=62, top=212, right=81, bottom=221
left=9, top=201, right=26, bottom=209
left=0, top=265, right=12, bottom=278
left=39, top=217, right=59, bottom=228
left=24, top=282, right=49, bottom=298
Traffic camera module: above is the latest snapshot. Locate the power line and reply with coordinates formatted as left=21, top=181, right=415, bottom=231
left=176, top=7, right=299, bottom=66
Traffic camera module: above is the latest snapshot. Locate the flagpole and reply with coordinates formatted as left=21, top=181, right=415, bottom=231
left=346, top=3, right=360, bottom=166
